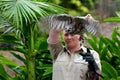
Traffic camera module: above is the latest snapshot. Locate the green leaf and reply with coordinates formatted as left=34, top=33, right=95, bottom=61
left=0, top=55, right=19, bottom=66
left=116, top=11, right=120, bottom=17
left=86, top=36, right=99, bottom=52
left=102, top=60, right=118, bottom=79
left=112, top=28, right=118, bottom=41
left=10, top=52, right=26, bottom=64
left=12, top=66, right=25, bottom=75
left=0, top=24, right=5, bottom=28
left=0, top=64, right=9, bottom=79
left=99, top=36, right=104, bottom=52
left=100, top=45, right=109, bottom=60
left=104, top=17, right=120, bottom=22
left=0, top=0, right=65, bottom=28
left=117, top=76, right=120, bottom=80
left=0, top=34, right=18, bottom=43
left=14, top=47, right=28, bottom=54
left=43, top=67, right=52, bottom=76
left=38, top=38, right=48, bottom=50
left=3, top=26, right=15, bottom=34
left=112, top=28, right=120, bottom=46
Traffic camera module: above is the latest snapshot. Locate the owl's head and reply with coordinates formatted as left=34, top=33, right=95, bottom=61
left=64, top=17, right=89, bottom=35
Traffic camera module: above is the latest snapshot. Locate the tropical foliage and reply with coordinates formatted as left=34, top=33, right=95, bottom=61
left=0, top=0, right=120, bottom=80
left=49, top=0, right=97, bottom=16
left=0, top=0, right=65, bottom=80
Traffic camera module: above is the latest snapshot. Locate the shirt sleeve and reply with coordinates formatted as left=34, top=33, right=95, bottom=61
left=47, top=39, right=64, bottom=61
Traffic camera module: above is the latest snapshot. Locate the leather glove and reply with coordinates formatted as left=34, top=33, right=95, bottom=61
left=80, top=48, right=99, bottom=71
left=80, top=48, right=104, bottom=78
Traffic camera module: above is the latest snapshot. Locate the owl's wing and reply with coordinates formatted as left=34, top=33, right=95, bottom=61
left=73, top=17, right=88, bottom=34
left=74, top=17, right=99, bottom=35
left=85, top=19, right=99, bottom=35
left=40, top=14, right=74, bottom=31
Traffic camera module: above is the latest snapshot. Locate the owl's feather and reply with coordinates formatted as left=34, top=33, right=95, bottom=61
left=40, top=14, right=99, bottom=35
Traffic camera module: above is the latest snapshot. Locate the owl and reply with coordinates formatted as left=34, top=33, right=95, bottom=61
left=40, top=14, right=99, bottom=35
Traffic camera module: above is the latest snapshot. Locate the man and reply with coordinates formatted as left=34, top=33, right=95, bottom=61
left=47, top=14, right=102, bottom=80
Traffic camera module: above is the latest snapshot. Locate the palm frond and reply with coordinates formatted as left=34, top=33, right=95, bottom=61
left=0, top=0, right=65, bottom=29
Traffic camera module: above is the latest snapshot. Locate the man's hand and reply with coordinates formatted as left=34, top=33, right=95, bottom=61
left=85, top=14, right=94, bottom=20
left=48, top=29, right=61, bottom=44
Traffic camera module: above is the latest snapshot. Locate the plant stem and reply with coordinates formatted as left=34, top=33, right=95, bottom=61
left=26, top=25, right=35, bottom=80
left=26, top=57, right=35, bottom=80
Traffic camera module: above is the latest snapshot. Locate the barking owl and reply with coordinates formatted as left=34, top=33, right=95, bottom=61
left=40, top=14, right=99, bottom=35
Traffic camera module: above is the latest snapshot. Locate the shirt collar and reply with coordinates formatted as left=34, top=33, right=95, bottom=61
left=64, top=44, right=87, bottom=54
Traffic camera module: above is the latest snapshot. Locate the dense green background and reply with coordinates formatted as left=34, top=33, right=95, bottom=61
left=0, top=0, right=120, bottom=80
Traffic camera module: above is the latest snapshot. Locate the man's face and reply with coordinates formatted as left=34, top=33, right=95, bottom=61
left=63, top=31, right=80, bottom=47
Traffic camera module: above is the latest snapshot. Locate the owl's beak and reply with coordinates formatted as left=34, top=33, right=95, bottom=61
left=64, top=25, right=75, bottom=34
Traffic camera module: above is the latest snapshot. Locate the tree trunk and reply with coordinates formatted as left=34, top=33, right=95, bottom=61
left=25, top=25, right=36, bottom=80
left=26, top=56, right=35, bottom=80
